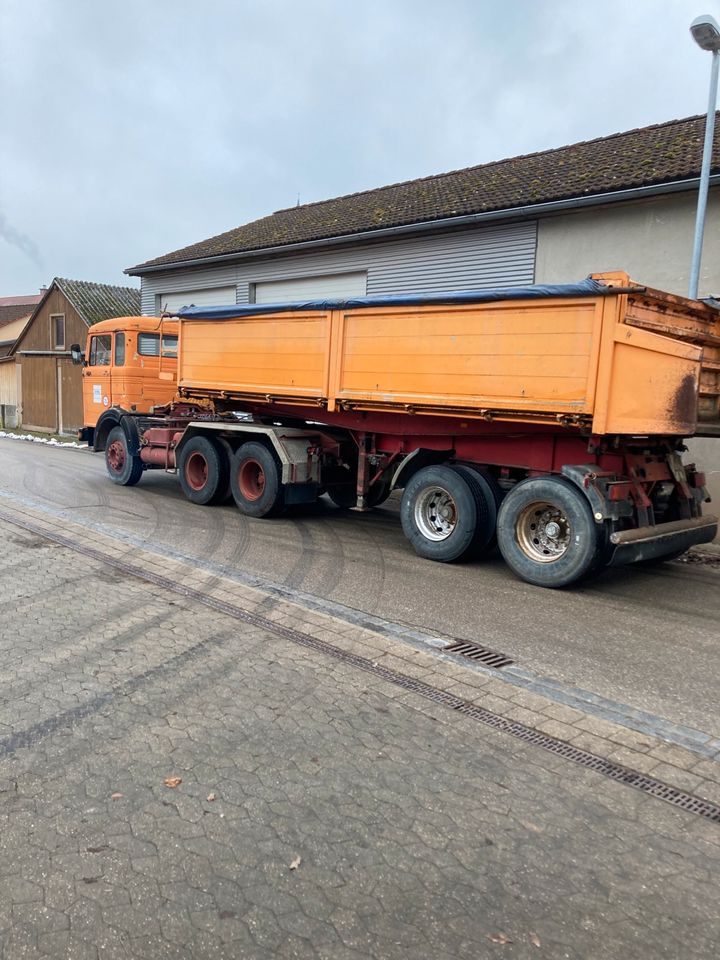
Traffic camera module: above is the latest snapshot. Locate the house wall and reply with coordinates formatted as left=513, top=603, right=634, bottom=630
left=534, top=188, right=720, bottom=297
left=140, top=221, right=538, bottom=314
left=0, top=314, right=31, bottom=358
left=15, top=287, right=88, bottom=433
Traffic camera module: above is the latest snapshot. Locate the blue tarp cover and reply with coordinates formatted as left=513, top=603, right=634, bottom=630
left=176, top=277, right=639, bottom=320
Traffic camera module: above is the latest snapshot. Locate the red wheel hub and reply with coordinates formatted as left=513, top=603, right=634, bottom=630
left=238, top=459, right=265, bottom=500
left=186, top=452, right=209, bottom=491
left=107, top=440, right=126, bottom=473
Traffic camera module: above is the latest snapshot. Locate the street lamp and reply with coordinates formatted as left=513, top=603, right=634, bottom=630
left=688, top=14, right=720, bottom=299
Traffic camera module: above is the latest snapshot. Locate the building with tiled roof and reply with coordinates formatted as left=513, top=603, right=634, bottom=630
left=128, top=113, right=720, bottom=314
left=1, top=278, right=140, bottom=434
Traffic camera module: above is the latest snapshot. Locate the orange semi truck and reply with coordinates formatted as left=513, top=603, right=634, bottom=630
left=73, top=273, right=720, bottom=588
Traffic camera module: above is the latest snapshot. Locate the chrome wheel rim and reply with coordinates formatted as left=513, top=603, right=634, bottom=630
left=516, top=500, right=571, bottom=563
left=414, top=486, right=457, bottom=541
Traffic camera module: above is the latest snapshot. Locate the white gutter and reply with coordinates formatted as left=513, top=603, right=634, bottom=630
left=126, top=175, right=720, bottom=276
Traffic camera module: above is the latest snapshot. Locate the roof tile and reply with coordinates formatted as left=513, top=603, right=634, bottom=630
left=129, top=113, right=720, bottom=273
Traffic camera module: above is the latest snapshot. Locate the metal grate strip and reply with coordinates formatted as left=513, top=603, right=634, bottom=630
left=2, top=509, right=719, bottom=825
left=444, top=639, right=514, bottom=668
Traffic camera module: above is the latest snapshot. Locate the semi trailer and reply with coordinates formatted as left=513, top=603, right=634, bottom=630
left=74, top=272, right=720, bottom=588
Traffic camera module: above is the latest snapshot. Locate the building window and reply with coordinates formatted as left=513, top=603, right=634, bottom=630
left=89, top=335, right=112, bottom=366
left=51, top=314, right=65, bottom=350
left=115, top=332, right=125, bottom=367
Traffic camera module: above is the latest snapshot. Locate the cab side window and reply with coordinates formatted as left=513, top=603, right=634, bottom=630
left=115, top=332, right=126, bottom=367
left=161, top=335, right=178, bottom=358
left=138, top=333, right=160, bottom=356
left=89, top=335, right=112, bottom=366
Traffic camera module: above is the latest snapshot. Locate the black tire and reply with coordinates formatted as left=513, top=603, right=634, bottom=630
left=400, top=464, right=491, bottom=563
left=178, top=436, right=229, bottom=506
left=105, top=425, right=143, bottom=486
left=230, top=441, right=285, bottom=518
left=496, top=476, right=603, bottom=588
left=327, top=484, right=357, bottom=509
left=450, top=464, right=500, bottom=557
left=328, top=477, right=391, bottom=510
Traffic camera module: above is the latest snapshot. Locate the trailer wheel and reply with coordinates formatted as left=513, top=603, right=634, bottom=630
left=400, top=465, right=490, bottom=562
left=231, top=441, right=285, bottom=518
left=496, top=476, right=602, bottom=588
left=105, top=426, right=143, bottom=486
left=178, top=436, right=229, bottom=506
left=449, top=465, right=500, bottom=556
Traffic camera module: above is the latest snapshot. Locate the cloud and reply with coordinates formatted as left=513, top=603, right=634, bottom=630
left=0, top=0, right=718, bottom=293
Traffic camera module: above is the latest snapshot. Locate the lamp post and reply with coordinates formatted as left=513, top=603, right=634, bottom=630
left=688, top=14, right=720, bottom=299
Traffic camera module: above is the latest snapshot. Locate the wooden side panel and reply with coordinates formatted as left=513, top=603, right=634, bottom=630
left=0, top=362, right=17, bottom=406
left=58, top=359, right=84, bottom=432
left=329, top=300, right=602, bottom=413
left=179, top=312, right=332, bottom=399
left=19, top=356, right=57, bottom=430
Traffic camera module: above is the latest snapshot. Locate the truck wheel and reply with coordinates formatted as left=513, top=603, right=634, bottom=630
left=328, top=478, right=391, bottom=509
left=400, top=465, right=490, bottom=562
left=449, top=464, right=499, bottom=556
left=496, top=476, right=601, bottom=588
left=231, top=441, right=285, bottom=518
left=105, top=425, right=143, bottom=486
left=178, top=436, right=228, bottom=506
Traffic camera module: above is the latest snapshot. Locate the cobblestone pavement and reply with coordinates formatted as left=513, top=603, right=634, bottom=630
left=1, top=516, right=719, bottom=960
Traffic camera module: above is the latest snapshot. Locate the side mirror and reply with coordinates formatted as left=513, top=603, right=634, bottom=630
left=70, top=343, right=85, bottom=365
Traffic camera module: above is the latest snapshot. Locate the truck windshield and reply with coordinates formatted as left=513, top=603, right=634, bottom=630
left=89, top=335, right=112, bottom=366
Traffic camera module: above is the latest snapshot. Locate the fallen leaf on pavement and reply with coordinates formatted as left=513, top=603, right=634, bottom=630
left=163, top=776, right=182, bottom=788
left=110, top=792, right=123, bottom=800
left=206, top=793, right=216, bottom=802
left=289, top=856, right=302, bottom=871
left=530, top=932, right=541, bottom=947
left=488, top=932, right=513, bottom=944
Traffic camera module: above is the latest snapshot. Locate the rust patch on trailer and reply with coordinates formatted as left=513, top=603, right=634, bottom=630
left=669, top=373, right=698, bottom=431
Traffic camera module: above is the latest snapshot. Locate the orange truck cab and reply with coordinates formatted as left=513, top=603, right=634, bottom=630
left=74, top=316, right=178, bottom=431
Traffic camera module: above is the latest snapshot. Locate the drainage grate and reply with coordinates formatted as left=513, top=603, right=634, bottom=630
left=444, top=639, right=514, bottom=668
left=3, top=508, right=720, bottom=825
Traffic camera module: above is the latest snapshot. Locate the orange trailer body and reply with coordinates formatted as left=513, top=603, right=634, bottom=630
left=176, top=273, right=720, bottom=439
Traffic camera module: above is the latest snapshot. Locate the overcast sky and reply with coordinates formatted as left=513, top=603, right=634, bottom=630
left=1, top=0, right=718, bottom=295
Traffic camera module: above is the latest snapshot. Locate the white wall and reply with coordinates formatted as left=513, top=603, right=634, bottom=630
left=535, top=188, right=720, bottom=297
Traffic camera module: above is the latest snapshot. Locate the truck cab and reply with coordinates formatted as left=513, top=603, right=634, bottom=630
left=76, top=316, right=179, bottom=428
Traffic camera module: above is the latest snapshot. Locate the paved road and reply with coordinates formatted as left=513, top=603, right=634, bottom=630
left=1, top=439, right=719, bottom=737
left=1, top=517, right=719, bottom=960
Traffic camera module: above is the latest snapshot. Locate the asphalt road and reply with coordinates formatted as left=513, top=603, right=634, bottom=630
left=3, top=518, right=719, bottom=960
left=1, top=438, right=719, bottom=737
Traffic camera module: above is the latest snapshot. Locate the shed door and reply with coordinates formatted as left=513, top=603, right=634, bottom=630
left=157, top=286, right=236, bottom=314
left=253, top=272, right=367, bottom=304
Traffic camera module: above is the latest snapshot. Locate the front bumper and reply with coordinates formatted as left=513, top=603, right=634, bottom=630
left=608, top=515, right=718, bottom=566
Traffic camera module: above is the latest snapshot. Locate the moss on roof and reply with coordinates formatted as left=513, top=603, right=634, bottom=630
left=129, top=112, right=720, bottom=273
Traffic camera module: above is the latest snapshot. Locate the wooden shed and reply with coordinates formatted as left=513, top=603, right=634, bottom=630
left=13, top=278, right=140, bottom=434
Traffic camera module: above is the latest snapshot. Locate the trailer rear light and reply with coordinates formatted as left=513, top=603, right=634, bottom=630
left=607, top=482, right=632, bottom=502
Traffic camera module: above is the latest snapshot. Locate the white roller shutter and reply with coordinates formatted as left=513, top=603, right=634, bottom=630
left=253, top=272, right=367, bottom=304
left=157, top=286, right=236, bottom=313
